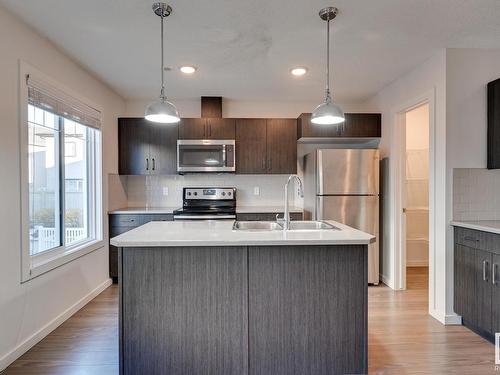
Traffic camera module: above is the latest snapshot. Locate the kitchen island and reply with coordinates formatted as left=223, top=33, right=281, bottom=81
left=111, top=220, right=374, bottom=375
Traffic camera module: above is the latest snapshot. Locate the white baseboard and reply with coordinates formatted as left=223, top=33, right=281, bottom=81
left=444, top=313, right=462, bottom=325
left=379, top=273, right=394, bottom=289
left=0, top=278, right=112, bottom=372
left=429, top=309, right=462, bottom=325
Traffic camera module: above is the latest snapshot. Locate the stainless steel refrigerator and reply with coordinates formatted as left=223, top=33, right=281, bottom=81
left=303, top=149, right=380, bottom=284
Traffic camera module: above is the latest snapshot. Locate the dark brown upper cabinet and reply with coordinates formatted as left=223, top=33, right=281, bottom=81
left=236, top=119, right=267, bottom=174
left=179, top=118, right=235, bottom=140
left=236, top=118, right=297, bottom=174
left=297, top=113, right=381, bottom=139
left=119, top=118, right=178, bottom=175
left=266, top=119, right=297, bottom=174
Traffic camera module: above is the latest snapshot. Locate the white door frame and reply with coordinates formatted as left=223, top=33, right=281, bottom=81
left=391, top=89, right=436, bottom=314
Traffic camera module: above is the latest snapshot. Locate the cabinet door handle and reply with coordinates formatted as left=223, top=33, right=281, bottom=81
left=261, top=159, right=266, bottom=171
left=483, top=260, right=489, bottom=281
left=493, top=263, right=498, bottom=285
left=209, top=122, right=212, bottom=137
left=152, top=158, right=155, bottom=171
left=146, top=158, right=149, bottom=171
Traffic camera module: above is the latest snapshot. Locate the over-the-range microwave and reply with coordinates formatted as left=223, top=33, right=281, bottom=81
left=177, top=140, right=235, bottom=173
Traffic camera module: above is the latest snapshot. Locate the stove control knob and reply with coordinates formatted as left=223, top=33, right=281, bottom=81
left=228, top=192, right=232, bottom=196
left=222, top=192, right=226, bottom=196
left=187, top=192, right=191, bottom=196
left=194, top=192, right=198, bottom=196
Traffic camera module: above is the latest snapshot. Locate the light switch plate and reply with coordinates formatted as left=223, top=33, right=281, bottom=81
left=253, top=187, right=260, bottom=196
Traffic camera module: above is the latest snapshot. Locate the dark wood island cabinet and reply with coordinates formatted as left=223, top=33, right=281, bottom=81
left=111, top=221, right=372, bottom=375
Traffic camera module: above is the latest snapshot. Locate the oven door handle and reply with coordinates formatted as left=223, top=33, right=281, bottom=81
left=174, top=214, right=236, bottom=220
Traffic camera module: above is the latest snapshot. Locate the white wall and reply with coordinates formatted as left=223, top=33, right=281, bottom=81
left=124, top=98, right=365, bottom=118
left=0, top=6, right=125, bottom=370
left=445, top=49, right=500, bottom=321
left=363, top=50, right=448, bottom=322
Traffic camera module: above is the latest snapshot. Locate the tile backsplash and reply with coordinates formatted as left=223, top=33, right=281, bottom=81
left=119, top=174, right=300, bottom=208
left=453, top=168, right=500, bottom=221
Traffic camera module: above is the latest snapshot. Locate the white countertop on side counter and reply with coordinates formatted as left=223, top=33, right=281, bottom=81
left=451, top=220, right=500, bottom=235
left=110, top=220, right=375, bottom=247
left=109, top=206, right=303, bottom=215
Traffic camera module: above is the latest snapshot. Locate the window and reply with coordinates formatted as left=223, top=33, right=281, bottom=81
left=21, top=64, right=102, bottom=281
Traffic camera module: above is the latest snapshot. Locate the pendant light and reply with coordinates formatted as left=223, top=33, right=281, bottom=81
left=311, top=7, right=345, bottom=125
left=145, top=3, right=180, bottom=124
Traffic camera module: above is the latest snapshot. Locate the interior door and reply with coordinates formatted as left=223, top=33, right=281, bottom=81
left=317, top=149, right=379, bottom=195
left=118, top=118, right=151, bottom=175
left=317, top=195, right=379, bottom=284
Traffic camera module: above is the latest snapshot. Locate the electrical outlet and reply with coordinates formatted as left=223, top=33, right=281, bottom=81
left=162, top=187, right=169, bottom=196
left=253, top=187, right=260, bottom=196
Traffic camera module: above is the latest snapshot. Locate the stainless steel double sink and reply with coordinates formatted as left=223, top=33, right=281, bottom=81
left=232, top=220, right=339, bottom=231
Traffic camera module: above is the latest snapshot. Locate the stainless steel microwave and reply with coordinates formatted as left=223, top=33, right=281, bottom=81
left=177, top=140, right=235, bottom=173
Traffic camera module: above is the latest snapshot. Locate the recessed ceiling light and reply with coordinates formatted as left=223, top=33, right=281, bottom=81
left=179, top=66, right=197, bottom=74
left=290, top=67, right=308, bottom=76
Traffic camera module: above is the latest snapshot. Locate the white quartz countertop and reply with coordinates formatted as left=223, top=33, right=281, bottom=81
left=109, top=207, right=178, bottom=214
left=451, top=220, right=500, bottom=235
left=109, top=206, right=303, bottom=215
left=110, top=220, right=375, bottom=247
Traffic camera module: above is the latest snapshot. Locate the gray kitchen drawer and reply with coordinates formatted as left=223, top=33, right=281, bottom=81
left=454, top=227, right=500, bottom=255
left=110, top=214, right=145, bottom=227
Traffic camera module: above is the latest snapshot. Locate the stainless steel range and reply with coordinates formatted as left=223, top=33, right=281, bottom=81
left=173, top=188, right=236, bottom=220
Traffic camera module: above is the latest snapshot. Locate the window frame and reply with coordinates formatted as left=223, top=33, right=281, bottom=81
left=20, top=61, right=103, bottom=282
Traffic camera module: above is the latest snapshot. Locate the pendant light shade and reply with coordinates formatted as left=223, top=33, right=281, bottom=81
left=311, top=99, right=344, bottom=125
left=145, top=99, right=180, bottom=123
left=311, top=7, right=344, bottom=125
left=145, top=3, right=180, bottom=124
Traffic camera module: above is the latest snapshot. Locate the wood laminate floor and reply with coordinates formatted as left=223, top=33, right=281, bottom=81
left=2, top=267, right=497, bottom=374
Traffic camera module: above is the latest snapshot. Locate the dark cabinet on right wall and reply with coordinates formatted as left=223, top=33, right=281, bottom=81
left=297, top=113, right=381, bottom=139
left=453, top=226, right=500, bottom=342
left=236, top=118, right=297, bottom=174
left=488, top=78, right=500, bottom=169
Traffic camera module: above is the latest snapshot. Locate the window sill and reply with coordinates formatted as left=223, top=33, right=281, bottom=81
left=23, top=239, right=104, bottom=282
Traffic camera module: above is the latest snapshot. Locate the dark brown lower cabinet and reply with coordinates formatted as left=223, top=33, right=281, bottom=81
left=248, top=245, right=367, bottom=375
left=109, top=213, right=173, bottom=282
left=453, top=227, right=500, bottom=342
left=492, top=254, right=500, bottom=333
left=120, top=247, right=248, bottom=375
left=119, top=245, right=368, bottom=375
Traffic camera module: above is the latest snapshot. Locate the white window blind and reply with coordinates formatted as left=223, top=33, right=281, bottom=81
left=26, top=74, right=101, bottom=130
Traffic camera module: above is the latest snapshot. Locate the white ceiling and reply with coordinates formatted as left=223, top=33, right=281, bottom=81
left=2, top=0, right=500, bottom=103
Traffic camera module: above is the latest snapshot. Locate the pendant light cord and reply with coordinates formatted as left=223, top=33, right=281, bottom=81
left=160, top=11, right=165, bottom=102
left=325, top=16, right=332, bottom=103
